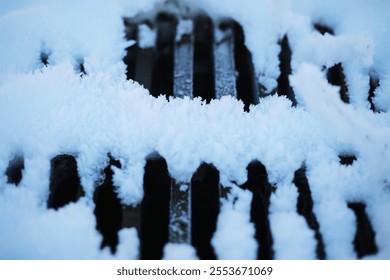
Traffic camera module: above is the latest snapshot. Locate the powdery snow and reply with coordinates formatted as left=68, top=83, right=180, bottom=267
left=0, top=0, right=389, bottom=259
left=212, top=187, right=258, bottom=260
left=163, top=243, right=198, bottom=260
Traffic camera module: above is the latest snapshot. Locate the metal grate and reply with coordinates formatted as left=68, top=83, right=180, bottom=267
left=4, top=5, right=380, bottom=260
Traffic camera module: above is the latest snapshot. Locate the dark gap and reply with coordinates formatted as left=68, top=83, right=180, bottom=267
left=191, top=163, right=220, bottom=260
left=169, top=180, right=191, bottom=243
left=123, top=18, right=138, bottom=81
left=5, top=155, right=24, bottom=186
left=293, top=167, right=326, bottom=259
left=93, top=157, right=122, bottom=254
left=76, top=58, right=86, bottom=76
left=40, top=52, right=50, bottom=67
left=327, top=63, right=349, bottom=103
left=339, top=154, right=357, bottom=166
left=150, top=13, right=177, bottom=98
left=141, top=156, right=171, bottom=260
left=121, top=204, right=142, bottom=258
left=313, top=23, right=349, bottom=104
left=240, top=161, right=274, bottom=260
left=258, top=84, right=276, bottom=99
left=135, top=48, right=154, bottom=90
left=79, top=62, right=86, bottom=76
left=313, top=23, right=334, bottom=35
left=47, top=155, right=84, bottom=210
left=368, top=75, right=379, bottom=112
left=193, top=14, right=215, bottom=103
left=232, top=21, right=260, bottom=111
left=277, top=35, right=297, bottom=106
left=347, top=202, right=378, bottom=258
left=220, top=185, right=231, bottom=200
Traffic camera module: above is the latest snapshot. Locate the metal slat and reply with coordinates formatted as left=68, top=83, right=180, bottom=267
left=169, top=182, right=191, bottom=243
left=173, top=19, right=194, bottom=98
left=214, top=23, right=237, bottom=98
left=169, top=19, right=194, bottom=245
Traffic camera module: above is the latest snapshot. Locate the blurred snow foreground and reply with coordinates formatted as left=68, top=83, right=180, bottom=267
left=0, top=0, right=389, bottom=260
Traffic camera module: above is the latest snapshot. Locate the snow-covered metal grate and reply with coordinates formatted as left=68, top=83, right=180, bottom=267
left=1, top=0, right=389, bottom=260
left=122, top=10, right=264, bottom=259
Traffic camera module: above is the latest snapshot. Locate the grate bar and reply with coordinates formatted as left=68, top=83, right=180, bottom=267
left=169, top=182, right=191, bottom=243
left=173, top=19, right=194, bottom=98
left=214, top=21, right=237, bottom=98
left=169, top=19, right=194, bottom=245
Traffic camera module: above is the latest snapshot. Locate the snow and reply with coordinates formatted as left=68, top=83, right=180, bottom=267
left=0, top=0, right=389, bottom=259
left=176, top=19, right=193, bottom=41
left=290, top=0, right=390, bottom=111
left=212, top=187, right=258, bottom=260
left=163, top=243, right=198, bottom=260
left=269, top=182, right=317, bottom=259
left=138, top=24, right=156, bottom=48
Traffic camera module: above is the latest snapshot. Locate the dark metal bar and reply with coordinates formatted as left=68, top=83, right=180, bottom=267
left=169, top=181, right=191, bottom=243
left=293, top=167, right=326, bottom=259
left=122, top=205, right=141, bottom=233
left=6, top=155, right=24, bottom=186
left=169, top=19, right=194, bottom=245
left=173, top=19, right=194, bottom=98
left=214, top=20, right=237, bottom=98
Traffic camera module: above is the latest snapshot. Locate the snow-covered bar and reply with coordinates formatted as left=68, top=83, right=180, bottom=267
left=214, top=21, right=237, bottom=98
left=173, top=19, right=194, bottom=98
left=170, top=19, right=194, bottom=244
left=169, top=182, right=191, bottom=244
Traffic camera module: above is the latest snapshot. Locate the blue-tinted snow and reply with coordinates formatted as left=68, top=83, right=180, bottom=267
left=0, top=0, right=389, bottom=259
